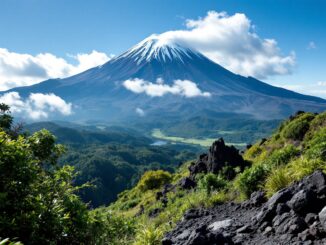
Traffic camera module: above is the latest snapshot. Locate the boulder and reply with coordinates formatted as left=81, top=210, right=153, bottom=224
left=189, top=138, right=246, bottom=177
left=288, top=189, right=317, bottom=214
left=318, top=206, right=326, bottom=232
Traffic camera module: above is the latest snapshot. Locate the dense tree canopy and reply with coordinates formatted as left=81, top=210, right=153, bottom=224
left=0, top=106, right=134, bottom=244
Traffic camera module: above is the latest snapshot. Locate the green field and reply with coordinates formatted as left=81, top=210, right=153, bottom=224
left=152, top=129, right=247, bottom=148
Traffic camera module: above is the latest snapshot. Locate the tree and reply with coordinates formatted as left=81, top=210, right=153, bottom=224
left=0, top=105, right=96, bottom=244
left=0, top=103, right=13, bottom=131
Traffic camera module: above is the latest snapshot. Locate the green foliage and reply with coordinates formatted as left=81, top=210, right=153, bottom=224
left=264, top=167, right=293, bottom=197
left=88, top=208, right=136, bottom=245
left=29, top=129, right=66, bottom=164
left=304, top=128, right=326, bottom=161
left=0, top=128, right=93, bottom=244
left=0, top=106, right=137, bottom=244
left=244, top=144, right=263, bottom=160
left=198, top=173, right=227, bottom=195
left=137, top=170, right=172, bottom=191
left=0, top=103, right=13, bottom=131
left=264, top=145, right=299, bottom=167
left=235, top=164, right=270, bottom=197
left=55, top=131, right=196, bottom=207
left=287, top=157, right=326, bottom=181
left=281, top=113, right=315, bottom=140
left=134, top=225, right=164, bottom=245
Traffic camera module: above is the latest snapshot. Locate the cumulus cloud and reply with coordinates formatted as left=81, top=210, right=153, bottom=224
left=123, top=78, right=211, bottom=97
left=155, top=11, right=295, bottom=79
left=135, top=107, right=145, bottom=116
left=0, top=92, right=72, bottom=120
left=0, top=48, right=112, bottom=91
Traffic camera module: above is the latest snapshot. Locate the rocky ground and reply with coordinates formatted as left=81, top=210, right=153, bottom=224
left=162, top=171, right=326, bottom=244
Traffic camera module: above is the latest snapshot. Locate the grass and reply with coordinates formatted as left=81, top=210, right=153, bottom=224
left=152, top=129, right=246, bottom=148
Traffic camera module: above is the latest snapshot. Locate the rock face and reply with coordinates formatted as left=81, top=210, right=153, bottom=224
left=163, top=171, right=326, bottom=244
left=189, top=138, right=246, bottom=178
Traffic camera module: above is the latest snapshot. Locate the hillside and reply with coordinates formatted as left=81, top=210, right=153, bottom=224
left=25, top=121, right=199, bottom=207
left=109, top=110, right=326, bottom=244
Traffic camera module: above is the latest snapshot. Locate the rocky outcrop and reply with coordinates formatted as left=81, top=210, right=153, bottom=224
left=189, top=138, right=246, bottom=178
left=163, top=171, right=326, bottom=244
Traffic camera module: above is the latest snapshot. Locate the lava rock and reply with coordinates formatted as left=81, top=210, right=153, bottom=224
left=162, top=171, right=326, bottom=244
left=305, top=213, right=318, bottom=225
left=250, top=191, right=267, bottom=207
left=276, top=203, right=290, bottom=215
left=288, top=189, right=316, bottom=214
left=178, top=177, right=196, bottom=190
left=189, top=138, right=246, bottom=177
left=318, top=206, right=326, bottom=232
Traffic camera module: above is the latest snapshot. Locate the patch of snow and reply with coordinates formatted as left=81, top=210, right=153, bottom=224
left=118, top=34, right=200, bottom=64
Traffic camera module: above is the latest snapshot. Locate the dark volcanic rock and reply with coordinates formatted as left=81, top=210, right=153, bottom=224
left=189, top=138, right=246, bottom=177
left=163, top=171, right=326, bottom=244
left=178, top=177, right=196, bottom=190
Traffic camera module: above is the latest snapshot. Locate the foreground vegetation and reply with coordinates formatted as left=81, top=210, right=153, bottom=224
left=110, top=111, right=326, bottom=244
left=2, top=104, right=326, bottom=244
left=0, top=104, right=134, bottom=244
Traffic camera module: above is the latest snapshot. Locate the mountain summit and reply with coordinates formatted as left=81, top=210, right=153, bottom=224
left=5, top=35, right=326, bottom=122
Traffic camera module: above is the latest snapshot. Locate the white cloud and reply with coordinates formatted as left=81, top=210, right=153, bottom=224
left=156, top=11, right=295, bottom=79
left=135, top=107, right=145, bottom=116
left=123, top=78, right=211, bottom=97
left=277, top=81, right=326, bottom=98
left=0, top=48, right=112, bottom=91
left=0, top=92, right=72, bottom=120
left=307, top=41, right=317, bottom=50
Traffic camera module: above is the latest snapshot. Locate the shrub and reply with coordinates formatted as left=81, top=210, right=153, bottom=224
left=235, top=164, right=270, bottom=197
left=134, top=225, right=164, bottom=245
left=265, top=145, right=299, bottom=167
left=281, top=113, right=314, bottom=140
left=264, top=167, right=294, bottom=197
left=198, top=173, right=227, bottom=195
left=305, top=128, right=326, bottom=160
left=88, top=209, right=136, bottom=245
left=288, top=157, right=326, bottom=181
left=305, top=112, right=326, bottom=139
left=137, top=170, right=172, bottom=191
left=243, top=144, right=263, bottom=160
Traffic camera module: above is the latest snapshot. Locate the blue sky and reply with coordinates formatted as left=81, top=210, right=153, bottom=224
left=0, top=0, right=325, bottom=97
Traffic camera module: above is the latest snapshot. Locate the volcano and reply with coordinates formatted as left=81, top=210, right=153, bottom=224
left=5, top=35, right=326, bottom=122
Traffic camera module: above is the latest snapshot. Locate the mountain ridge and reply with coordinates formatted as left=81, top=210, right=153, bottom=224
left=3, top=35, right=326, bottom=122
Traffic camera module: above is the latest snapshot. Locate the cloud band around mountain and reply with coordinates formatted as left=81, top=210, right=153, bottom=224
left=156, top=11, right=295, bottom=79
left=123, top=78, right=211, bottom=98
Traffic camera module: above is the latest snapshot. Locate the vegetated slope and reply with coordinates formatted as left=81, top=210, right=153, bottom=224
left=26, top=121, right=199, bottom=207
left=109, top=110, right=326, bottom=244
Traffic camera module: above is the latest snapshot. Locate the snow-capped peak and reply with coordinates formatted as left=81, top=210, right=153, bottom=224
left=118, top=34, right=200, bottom=64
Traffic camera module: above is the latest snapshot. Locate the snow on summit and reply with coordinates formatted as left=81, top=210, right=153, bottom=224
left=119, top=34, right=199, bottom=64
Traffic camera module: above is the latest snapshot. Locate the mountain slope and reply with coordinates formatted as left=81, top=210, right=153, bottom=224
left=5, top=35, right=326, bottom=122
left=109, top=110, right=326, bottom=244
